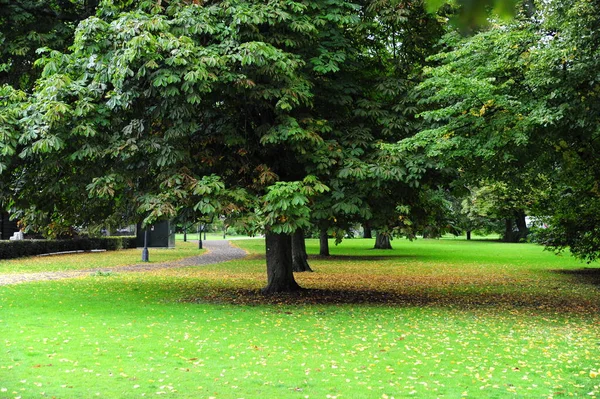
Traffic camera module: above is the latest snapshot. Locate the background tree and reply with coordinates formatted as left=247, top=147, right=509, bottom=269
left=446, top=185, right=505, bottom=240
left=302, top=0, right=446, bottom=251
left=407, top=0, right=600, bottom=259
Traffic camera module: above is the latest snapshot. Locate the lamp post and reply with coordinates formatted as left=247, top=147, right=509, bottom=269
left=142, top=228, right=149, bottom=262
left=198, top=224, right=203, bottom=249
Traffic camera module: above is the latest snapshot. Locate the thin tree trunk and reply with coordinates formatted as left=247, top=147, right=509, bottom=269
left=374, top=232, right=393, bottom=249
left=262, top=232, right=302, bottom=294
left=319, top=227, right=330, bottom=256
left=292, top=229, right=312, bottom=272
left=466, top=230, right=472, bottom=240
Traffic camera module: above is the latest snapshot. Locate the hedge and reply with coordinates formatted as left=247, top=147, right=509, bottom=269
left=0, top=236, right=137, bottom=260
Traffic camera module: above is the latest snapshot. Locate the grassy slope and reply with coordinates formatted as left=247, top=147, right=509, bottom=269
left=0, top=238, right=599, bottom=399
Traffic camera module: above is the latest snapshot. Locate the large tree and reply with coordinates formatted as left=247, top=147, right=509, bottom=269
left=3, top=0, right=453, bottom=290
left=3, top=0, right=364, bottom=292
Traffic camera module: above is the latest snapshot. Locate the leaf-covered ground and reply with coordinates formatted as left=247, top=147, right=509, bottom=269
left=0, top=238, right=599, bottom=398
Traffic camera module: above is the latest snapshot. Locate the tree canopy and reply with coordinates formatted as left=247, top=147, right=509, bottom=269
left=404, top=0, right=600, bottom=260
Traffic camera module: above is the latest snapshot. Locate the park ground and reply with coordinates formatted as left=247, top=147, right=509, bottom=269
left=0, top=237, right=599, bottom=398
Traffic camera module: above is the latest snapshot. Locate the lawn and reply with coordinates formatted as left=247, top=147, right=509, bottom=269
left=1, top=238, right=599, bottom=398
left=0, top=241, right=204, bottom=275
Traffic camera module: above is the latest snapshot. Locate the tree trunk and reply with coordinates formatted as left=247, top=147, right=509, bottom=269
left=503, top=213, right=529, bottom=243
left=292, top=229, right=313, bottom=272
left=374, top=232, right=393, bottom=249
left=514, top=211, right=529, bottom=241
left=319, top=228, right=330, bottom=256
left=466, top=230, right=471, bottom=240
left=363, top=222, right=372, bottom=239
left=183, top=230, right=187, bottom=242
left=262, top=232, right=302, bottom=294
left=503, top=218, right=514, bottom=242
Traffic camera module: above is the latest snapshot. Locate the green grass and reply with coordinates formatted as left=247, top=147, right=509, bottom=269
left=1, top=238, right=599, bottom=398
left=0, top=241, right=204, bottom=274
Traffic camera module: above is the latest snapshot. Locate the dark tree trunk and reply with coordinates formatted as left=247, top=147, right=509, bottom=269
left=514, top=211, right=529, bottom=241
left=262, top=232, right=302, bottom=294
left=292, top=229, right=313, bottom=272
left=503, top=212, right=529, bottom=242
left=374, top=232, right=393, bottom=249
left=503, top=218, right=514, bottom=242
left=363, top=222, right=372, bottom=239
left=319, top=228, right=330, bottom=256
left=183, top=230, right=187, bottom=242
left=466, top=230, right=472, bottom=240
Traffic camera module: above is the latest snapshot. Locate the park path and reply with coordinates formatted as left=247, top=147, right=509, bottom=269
left=0, top=240, right=247, bottom=286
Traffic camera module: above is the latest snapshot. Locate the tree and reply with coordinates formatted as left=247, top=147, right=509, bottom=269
left=5, top=0, right=361, bottom=292
left=522, top=0, right=600, bottom=260
left=0, top=0, right=101, bottom=232
left=407, top=0, right=600, bottom=260
left=291, top=229, right=312, bottom=272
left=459, top=182, right=531, bottom=242
left=446, top=185, right=505, bottom=240
left=303, top=0, right=446, bottom=251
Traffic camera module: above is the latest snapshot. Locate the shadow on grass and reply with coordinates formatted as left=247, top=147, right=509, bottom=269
left=311, top=254, right=414, bottom=261
left=551, top=267, right=600, bottom=286
left=180, top=286, right=598, bottom=315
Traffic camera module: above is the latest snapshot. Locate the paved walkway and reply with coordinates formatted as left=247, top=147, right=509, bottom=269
left=0, top=240, right=247, bottom=286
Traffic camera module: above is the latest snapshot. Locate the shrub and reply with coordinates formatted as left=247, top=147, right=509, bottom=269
left=0, top=236, right=136, bottom=260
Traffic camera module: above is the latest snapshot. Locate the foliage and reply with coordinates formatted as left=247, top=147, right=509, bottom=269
left=259, top=176, right=329, bottom=235
left=425, top=0, right=525, bottom=31
left=407, top=0, right=600, bottom=259
left=453, top=182, right=533, bottom=240
left=1, top=0, right=368, bottom=237
left=0, top=0, right=97, bottom=90
left=306, top=0, right=447, bottom=240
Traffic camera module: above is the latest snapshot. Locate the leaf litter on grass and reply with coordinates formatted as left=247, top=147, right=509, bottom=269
left=1, top=238, right=600, bottom=398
